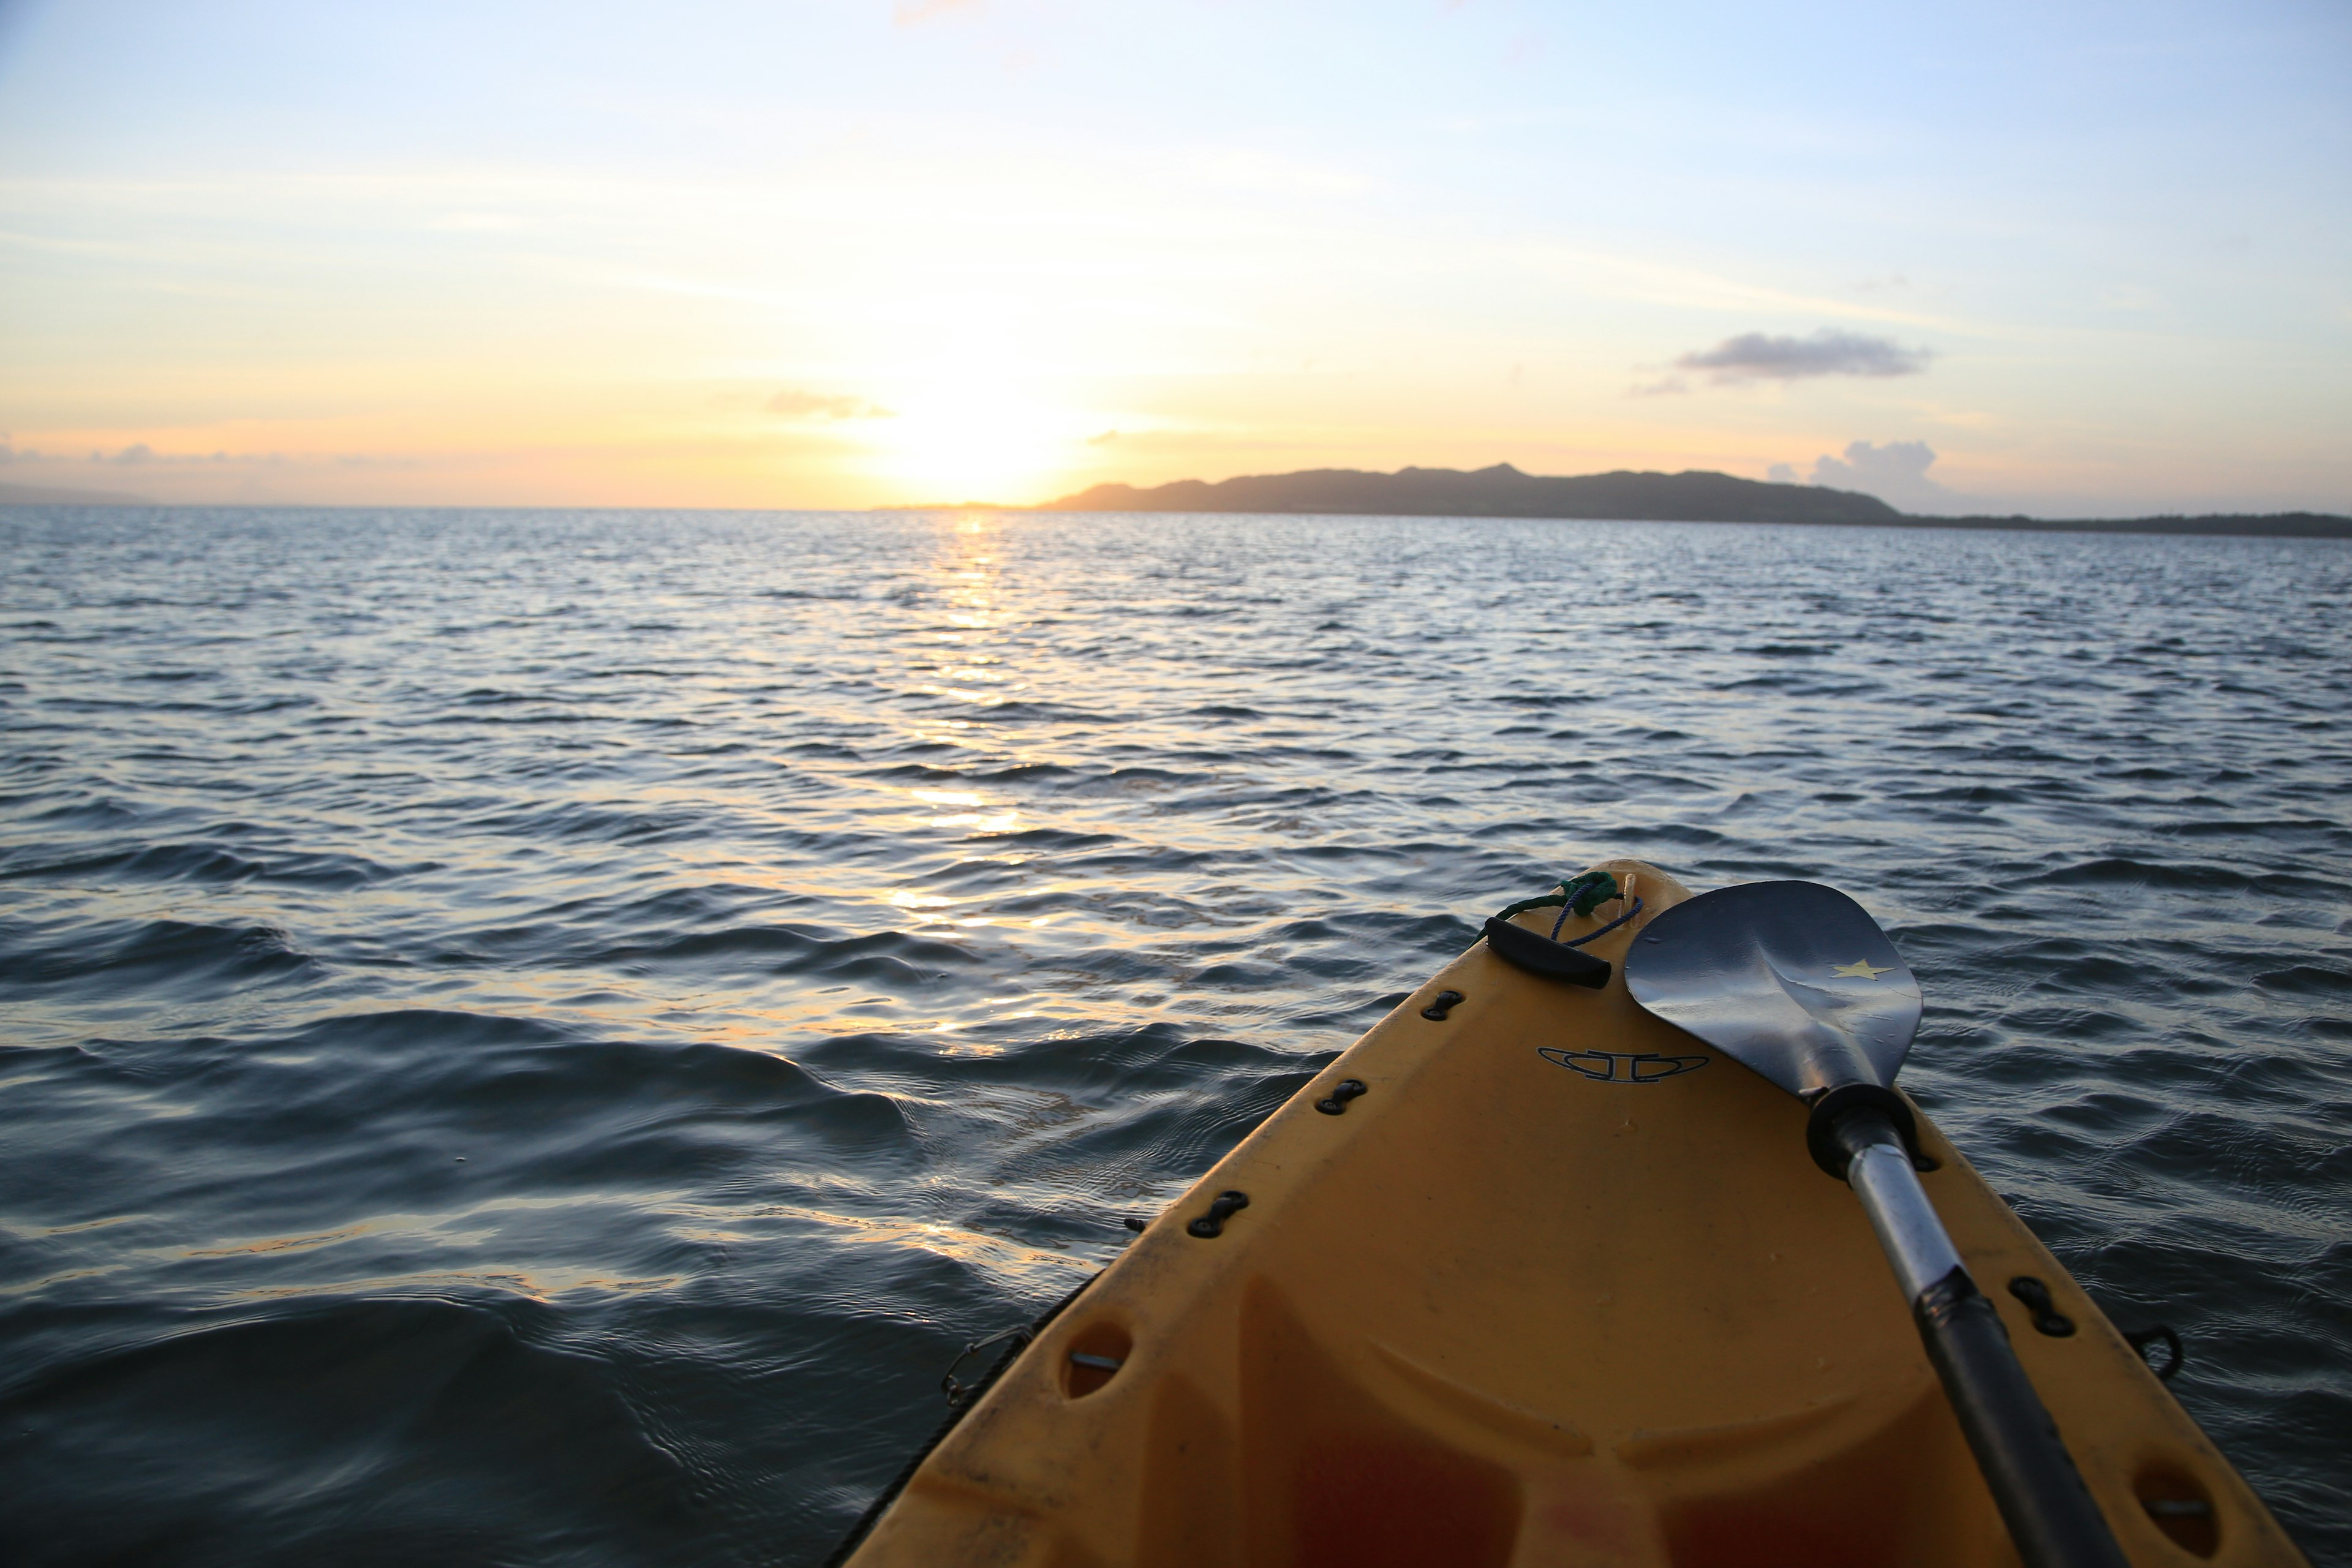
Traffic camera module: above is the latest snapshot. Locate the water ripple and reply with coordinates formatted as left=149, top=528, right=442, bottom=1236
left=1, top=506, right=2346, bottom=1565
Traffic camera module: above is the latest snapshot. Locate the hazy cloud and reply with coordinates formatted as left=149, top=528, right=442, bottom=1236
left=1798, top=439, right=1964, bottom=513
left=1085, top=429, right=1121, bottom=445
left=1676, top=329, right=1931, bottom=383
left=766, top=390, right=892, bottom=420
left=6, top=443, right=475, bottom=503
left=13, top=443, right=383, bottom=470
left=1181, top=146, right=1373, bottom=195
left=894, top=0, right=977, bottom=23
left=428, top=211, right=524, bottom=233
left=85, top=443, right=245, bottom=466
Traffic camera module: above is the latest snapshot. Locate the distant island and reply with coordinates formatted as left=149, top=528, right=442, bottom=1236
left=1038, top=464, right=2352, bottom=540
left=0, top=480, right=154, bottom=506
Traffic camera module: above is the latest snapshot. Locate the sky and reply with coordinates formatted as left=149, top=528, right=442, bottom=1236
left=0, top=0, right=2346, bottom=516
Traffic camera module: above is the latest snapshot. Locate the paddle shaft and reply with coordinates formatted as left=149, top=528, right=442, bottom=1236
left=1838, top=1114, right=2132, bottom=1568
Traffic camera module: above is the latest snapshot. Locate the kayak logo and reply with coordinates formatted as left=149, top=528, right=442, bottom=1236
left=1538, top=1047, right=1708, bottom=1084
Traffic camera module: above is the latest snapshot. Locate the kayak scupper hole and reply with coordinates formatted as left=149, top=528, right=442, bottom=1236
left=2135, top=1457, right=2220, bottom=1561
left=2133, top=1460, right=2219, bottom=1556
left=1061, top=1322, right=1132, bottom=1400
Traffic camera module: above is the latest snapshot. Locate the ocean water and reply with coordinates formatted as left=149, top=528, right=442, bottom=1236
left=1, top=505, right=2346, bottom=1566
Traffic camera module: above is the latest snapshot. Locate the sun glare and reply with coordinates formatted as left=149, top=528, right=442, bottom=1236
left=872, top=374, right=1077, bottom=503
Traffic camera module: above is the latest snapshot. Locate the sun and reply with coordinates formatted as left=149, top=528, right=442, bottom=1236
left=870, top=372, right=1079, bottom=504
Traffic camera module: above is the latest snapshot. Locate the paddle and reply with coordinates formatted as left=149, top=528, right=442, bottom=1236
left=1623, top=881, right=2130, bottom=1568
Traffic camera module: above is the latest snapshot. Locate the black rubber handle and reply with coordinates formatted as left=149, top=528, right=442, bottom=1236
left=1913, top=1268, right=2132, bottom=1568
left=1482, top=916, right=1610, bottom=988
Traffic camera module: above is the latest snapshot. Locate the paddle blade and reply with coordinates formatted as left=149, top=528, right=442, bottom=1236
left=1623, top=881, right=1921, bottom=1098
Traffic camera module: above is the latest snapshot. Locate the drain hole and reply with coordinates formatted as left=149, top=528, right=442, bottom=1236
left=2135, top=1461, right=2220, bottom=1558
left=1061, top=1321, right=1133, bottom=1399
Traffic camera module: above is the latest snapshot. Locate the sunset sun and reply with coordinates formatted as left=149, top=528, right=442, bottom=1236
left=870, top=374, right=1076, bottom=503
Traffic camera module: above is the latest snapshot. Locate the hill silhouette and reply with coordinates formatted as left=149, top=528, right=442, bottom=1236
left=0, top=480, right=153, bottom=506
left=1042, top=463, right=1898, bottom=524
left=1038, top=463, right=2350, bottom=539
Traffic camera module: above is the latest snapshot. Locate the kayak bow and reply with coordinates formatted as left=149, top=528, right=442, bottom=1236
left=835, top=861, right=2305, bottom=1568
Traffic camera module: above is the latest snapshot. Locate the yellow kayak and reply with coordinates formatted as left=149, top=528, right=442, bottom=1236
left=837, top=861, right=2306, bottom=1568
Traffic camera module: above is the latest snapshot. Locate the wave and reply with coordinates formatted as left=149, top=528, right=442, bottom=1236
left=2, top=506, right=2345, bottom=1566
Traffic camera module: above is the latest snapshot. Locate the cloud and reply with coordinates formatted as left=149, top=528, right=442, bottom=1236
left=1675, top=329, right=1932, bottom=383
left=1180, top=146, right=1373, bottom=196
left=1799, top=439, right=1966, bottom=514
left=894, top=0, right=977, bottom=23
left=86, top=443, right=241, bottom=465
left=17, top=439, right=415, bottom=471
left=1085, top=429, right=1120, bottom=446
left=766, top=390, right=892, bottom=420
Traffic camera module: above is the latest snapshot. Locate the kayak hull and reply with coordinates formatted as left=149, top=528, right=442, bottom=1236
left=840, top=861, right=2305, bottom=1568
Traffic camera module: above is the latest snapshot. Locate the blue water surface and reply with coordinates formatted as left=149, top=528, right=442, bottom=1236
left=2, top=507, right=2346, bottom=1565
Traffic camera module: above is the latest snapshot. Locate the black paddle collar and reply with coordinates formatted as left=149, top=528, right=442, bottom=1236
left=1804, top=1082, right=1924, bottom=1179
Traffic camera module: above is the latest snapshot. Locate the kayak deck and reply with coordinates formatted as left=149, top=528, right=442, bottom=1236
left=842, top=861, right=2304, bottom=1568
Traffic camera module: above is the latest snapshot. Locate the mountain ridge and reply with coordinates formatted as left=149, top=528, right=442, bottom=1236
left=1035, top=463, right=2351, bottom=539
left=0, top=480, right=154, bottom=506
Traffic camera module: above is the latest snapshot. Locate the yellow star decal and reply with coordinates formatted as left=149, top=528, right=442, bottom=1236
left=1833, top=960, right=1894, bottom=980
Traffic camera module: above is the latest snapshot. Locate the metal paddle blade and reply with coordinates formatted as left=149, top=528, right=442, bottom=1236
left=1623, top=881, right=1921, bottom=1098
